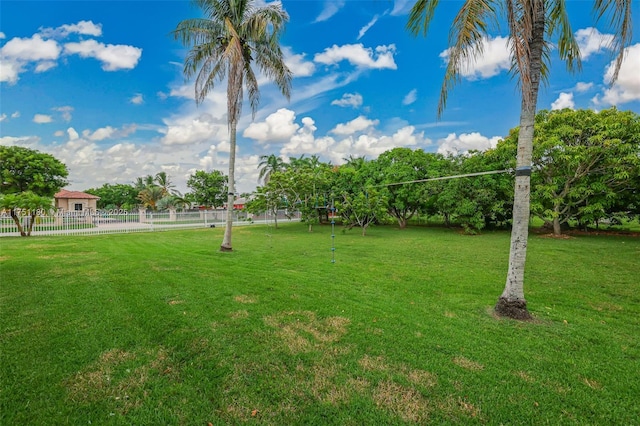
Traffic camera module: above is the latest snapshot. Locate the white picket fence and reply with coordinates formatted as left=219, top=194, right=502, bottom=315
left=0, top=208, right=300, bottom=237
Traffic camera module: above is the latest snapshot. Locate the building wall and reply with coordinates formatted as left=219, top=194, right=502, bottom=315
left=55, top=198, right=98, bottom=212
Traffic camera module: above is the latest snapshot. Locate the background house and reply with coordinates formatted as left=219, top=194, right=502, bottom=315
left=54, top=189, right=100, bottom=212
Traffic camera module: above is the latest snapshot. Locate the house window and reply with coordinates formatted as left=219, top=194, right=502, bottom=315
left=74, top=203, right=83, bottom=211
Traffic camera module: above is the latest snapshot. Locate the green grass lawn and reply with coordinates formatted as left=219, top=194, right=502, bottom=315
left=1, top=223, right=638, bottom=425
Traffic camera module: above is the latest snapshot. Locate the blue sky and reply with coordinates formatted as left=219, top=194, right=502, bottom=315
left=1, top=0, right=639, bottom=194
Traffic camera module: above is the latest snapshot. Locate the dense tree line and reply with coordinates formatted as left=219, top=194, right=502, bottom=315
left=247, top=108, right=639, bottom=236
left=85, top=170, right=229, bottom=212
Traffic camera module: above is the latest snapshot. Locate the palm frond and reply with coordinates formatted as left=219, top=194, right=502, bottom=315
left=406, top=0, right=441, bottom=36
left=547, top=0, right=581, bottom=73
left=438, top=0, right=497, bottom=117
left=593, top=0, right=633, bottom=83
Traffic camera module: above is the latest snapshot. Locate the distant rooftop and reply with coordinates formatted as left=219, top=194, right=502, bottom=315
left=54, top=189, right=100, bottom=200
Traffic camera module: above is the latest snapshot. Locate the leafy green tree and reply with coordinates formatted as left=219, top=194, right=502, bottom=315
left=498, top=108, right=640, bottom=235
left=433, top=151, right=513, bottom=234
left=287, top=157, right=334, bottom=230
left=1, top=146, right=68, bottom=196
left=174, top=0, right=292, bottom=252
left=0, top=146, right=68, bottom=236
left=85, top=183, right=138, bottom=209
left=245, top=176, right=289, bottom=228
left=0, top=192, right=54, bottom=237
left=186, top=170, right=228, bottom=209
left=333, top=159, right=388, bottom=236
left=408, top=0, right=633, bottom=320
left=370, top=148, right=440, bottom=228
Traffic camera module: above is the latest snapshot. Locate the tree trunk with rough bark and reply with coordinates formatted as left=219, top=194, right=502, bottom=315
left=220, top=120, right=237, bottom=252
left=495, top=0, right=545, bottom=320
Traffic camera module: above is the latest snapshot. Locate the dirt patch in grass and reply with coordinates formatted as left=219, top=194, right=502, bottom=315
left=234, top=295, right=257, bottom=304
left=589, top=301, right=623, bottom=312
left=359, top=354, right=389, bottom=372
left=438, top=396, right=482, bottom=420
left=582, top=377, right=602, bottom=390
left=452, top=356, right=484, bottom=371
left=65, top=347, right=173, bottom=414
left=538, top=233, right=574, bottom=239
left=515, top=370, right=535, bottom=383
left=264, top=311, right=350, bottom=354
left=373, top=380, right=430, bottom=423
left=230, top=310, right=249, bottom=320
left=407, top=369, right=438, bottom=388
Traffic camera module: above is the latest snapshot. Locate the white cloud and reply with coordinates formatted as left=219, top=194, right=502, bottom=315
left=551, top=92, right=575, bottom=110
left=0, top=111, right=21, bottom=122
left=437, top=132, right=501, bottom=155
left=39, top=20, right=102, bottom=38
left=574, top=82, right=593, bottom=93
left=157, top=91, right=168, bottom=100
left=63, top=39, right=142, bottom=71
left=0, top=32, right=5, bottom=39
left=243, top=108, right=299, bottom=143
left=1, top=23, right=140, bottom=83
left=1, top=34, right=60, bottom=61
left=403, top=89, right=417, bottom=106
left=390, top=0, right=414, bottom=16
left=575, top=27, right=614, bottom=60
left=34, top=61, right=57, bottom=73
left=53, top=106, right=74, bottom=122
left=440, top=36, right=510, bottom=80
left=357, top=15, right=380, bottom=40
left=160, top=113, right=223, bottom=146
left=599, top=43, right=640, bottom=105
left=54, top=130, right=65, bottom=137
left=0, top=60, right=22, bottom=84
left=0, top=34, right=60, bottom=83
left=0, top=135, right=41, bottom=147
left=33, top=114, right=53, bottom=124
left=283, top=48, right=315, bottom=77
left=84, top=126, right=116, bottom=141
left=331, top=116, right=379, bottom=136
left=314, top=43, right=397, bottom=70
left=82, top=124, right=138, bottom=142
left=67, top=127, right=79, bottom=141
left=130, top=93, right=144, bottom=105
left=314, top=0, right=345, bottom=23
left=331, top=93, right=363, bottom=108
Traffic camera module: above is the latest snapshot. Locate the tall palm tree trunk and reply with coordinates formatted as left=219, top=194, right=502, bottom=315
left=495, top=0, right=545, bottom=320
left=220, top=120, right=237, bottom=252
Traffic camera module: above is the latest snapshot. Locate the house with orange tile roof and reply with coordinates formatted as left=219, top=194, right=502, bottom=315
left=54, top=189, right=100, bottom=213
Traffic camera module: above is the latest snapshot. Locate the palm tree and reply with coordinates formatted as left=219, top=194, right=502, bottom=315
left=134, top=175, right=155, bottom=192
left=258, top=154, right=286, bottom=184
left=138, top=186, right=165, bottom=211
left=155, top=171, right=178, bottom=197
left=408, top=0, right=632, bottom=319
left=174, top=0, right=292, bottom=252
